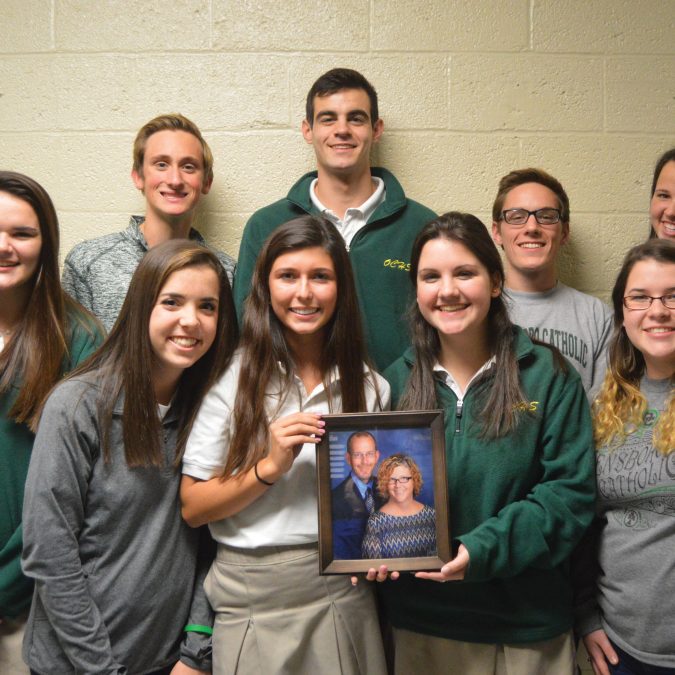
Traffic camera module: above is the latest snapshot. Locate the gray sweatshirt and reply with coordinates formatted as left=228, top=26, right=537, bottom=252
left=576, top=376, right=674, bottom=667
left=505, top=283, right=613, bottom=399
left=62, top=215, right=236, bottom=332
left=22, top=376, right=212, bottom=674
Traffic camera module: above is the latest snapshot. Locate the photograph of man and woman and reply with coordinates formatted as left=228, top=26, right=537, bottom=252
left=329, top=424, right=439, bottom=563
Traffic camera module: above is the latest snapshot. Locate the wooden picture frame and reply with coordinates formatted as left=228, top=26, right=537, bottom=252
left=316, top=410, right=450, bottom=574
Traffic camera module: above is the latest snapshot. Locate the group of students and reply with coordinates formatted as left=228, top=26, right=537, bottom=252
left=0, top=66, right=673, bottom=675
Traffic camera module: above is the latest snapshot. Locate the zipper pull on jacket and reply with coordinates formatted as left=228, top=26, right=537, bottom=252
left=455, top=399, right=464, bottom=433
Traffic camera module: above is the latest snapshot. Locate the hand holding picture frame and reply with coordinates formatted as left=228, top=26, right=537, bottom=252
left=316, top=410, right=450, bottom=574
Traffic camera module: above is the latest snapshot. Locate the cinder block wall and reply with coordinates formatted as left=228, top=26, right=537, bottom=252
left=1, top=0, right=673, bottom=304
left=1, top=2, right=673, bottom=671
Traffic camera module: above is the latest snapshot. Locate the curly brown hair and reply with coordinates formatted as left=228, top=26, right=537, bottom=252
left=376, top=454, right=423, bottom=499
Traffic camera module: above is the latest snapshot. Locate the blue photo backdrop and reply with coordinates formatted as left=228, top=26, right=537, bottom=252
left=329, top=426, right=435, bottom=506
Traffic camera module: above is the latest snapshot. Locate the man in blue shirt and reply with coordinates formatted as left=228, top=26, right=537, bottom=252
left=332, top=431, right=384, bottom=559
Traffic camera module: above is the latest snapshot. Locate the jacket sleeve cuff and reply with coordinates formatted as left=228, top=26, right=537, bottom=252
left=575, top=600, right=603, bottom=637
left=180, top=629, right=212, bottom=672
left=454, top=535, right=488, bottom=581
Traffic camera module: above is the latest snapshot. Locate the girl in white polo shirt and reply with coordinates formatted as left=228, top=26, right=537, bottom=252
left=181, top=215, right=389, bottom=675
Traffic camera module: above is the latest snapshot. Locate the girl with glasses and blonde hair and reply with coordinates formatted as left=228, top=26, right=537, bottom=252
left=576, top=239, right=675, bottom=675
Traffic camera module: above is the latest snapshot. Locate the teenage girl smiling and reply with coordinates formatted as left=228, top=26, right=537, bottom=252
left=181, top=216, right=388, bottom=675
left=22, top=240, right=237, bottom=674
left=381, top=212, right=596, bottom=675
left=0, top=172, right=102, bottom=669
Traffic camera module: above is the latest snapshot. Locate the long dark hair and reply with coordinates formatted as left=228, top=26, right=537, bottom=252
left=649, top=148, right=675, bottom=239
left=0, top=171, right=92, bottom=430
left=225, top=215, right=374, bottom=478
left=593, top=239, right=675, bottom=453
left=70, top=239, right=238, bottom=467
left=398, top=212, right=524, bottom=438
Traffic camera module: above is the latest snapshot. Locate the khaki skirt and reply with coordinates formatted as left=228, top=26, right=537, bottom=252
left=205, top=542, right=387, bottom=675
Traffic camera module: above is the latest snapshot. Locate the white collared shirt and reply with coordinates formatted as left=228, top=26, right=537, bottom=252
left=309, top=177, right=385, bottom=248
left=182, top=350, right=390, bottom=548
left=432, top=357, right=496, bottom=403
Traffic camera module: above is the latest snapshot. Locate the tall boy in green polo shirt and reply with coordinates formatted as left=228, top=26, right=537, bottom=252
left=234, top=69, right=435, bottom=371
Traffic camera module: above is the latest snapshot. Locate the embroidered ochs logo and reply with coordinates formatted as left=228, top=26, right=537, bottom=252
left=513, top=401, right=539, bottom=412
left=383, top=258, right=411, bottom=272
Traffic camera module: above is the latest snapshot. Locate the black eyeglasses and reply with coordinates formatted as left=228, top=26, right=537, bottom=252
left=500, top=208, right=562, bottom=227
left=623, top=294, right=675, bottom=310
left=387, top=476, right=413, bottom=485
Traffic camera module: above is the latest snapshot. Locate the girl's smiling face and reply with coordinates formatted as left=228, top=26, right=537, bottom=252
left=268, top=246, right=338, bottom=344
left=622, top=258, right=675, bottom=379
left=650, top=160, right=675, bottom=240
left=0, top=191, right=42, bottom=298
left=416, top=237, right=500, bottom=343
left=149, top=264, right=219, bottom=398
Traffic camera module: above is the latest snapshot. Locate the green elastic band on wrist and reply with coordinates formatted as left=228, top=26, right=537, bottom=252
left=184, top=624, right=213, bottom=635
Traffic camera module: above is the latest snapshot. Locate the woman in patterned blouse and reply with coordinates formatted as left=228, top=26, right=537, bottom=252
left=362, top=454, right=436, bottom=559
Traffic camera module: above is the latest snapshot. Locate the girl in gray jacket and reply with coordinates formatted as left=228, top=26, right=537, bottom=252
left=21, top=240, right=238, bottom=675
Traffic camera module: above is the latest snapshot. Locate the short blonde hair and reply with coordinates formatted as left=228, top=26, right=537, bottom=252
left=132, top=113, right=213, bottom=185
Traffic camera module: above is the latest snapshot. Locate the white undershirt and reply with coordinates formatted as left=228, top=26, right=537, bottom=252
left=433, top=357, right=496, bottom=402
left=309, top=177, right=385, bottom=248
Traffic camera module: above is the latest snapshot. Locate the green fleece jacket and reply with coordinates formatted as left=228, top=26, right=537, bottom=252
left=381, top=328, right=596, bottom=644
left=0, top=312, right=102, bottom=619
left=233, top=168, right=436, bottom=371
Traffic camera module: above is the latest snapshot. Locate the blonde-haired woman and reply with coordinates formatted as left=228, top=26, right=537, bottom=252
left=577, top=238, right=675, bottom=675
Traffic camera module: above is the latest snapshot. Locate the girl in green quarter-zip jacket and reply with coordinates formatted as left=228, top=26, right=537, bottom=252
left=380, top=212, right=596, bottom=675
left=0, top=172, right=102, bottom=671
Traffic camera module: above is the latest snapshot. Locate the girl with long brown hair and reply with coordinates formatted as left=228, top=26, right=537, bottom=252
left=577, top=239, right=675, bottom=675
left=180, top=215, right=388, bottom=674
left=0, top=171, right=102, bottom=669
left=22, top=239, right=237, bottom=674
left=380, top=212, right=595, bottom=674
left=649, top=148, right=675, bottom=240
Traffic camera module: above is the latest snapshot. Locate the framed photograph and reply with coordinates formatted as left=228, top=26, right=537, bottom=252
left=316, top=410, right=450, bottom=575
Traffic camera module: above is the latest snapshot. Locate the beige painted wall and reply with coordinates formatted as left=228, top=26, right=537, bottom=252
left=1, top=2, right=673, bottom=671
left=1, top=0, right=673, bottom=303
